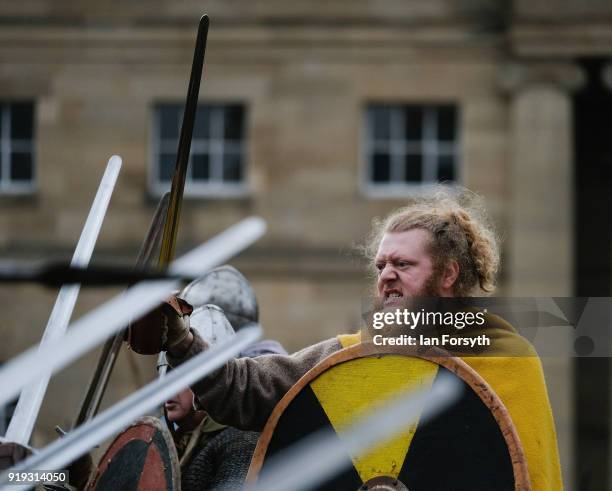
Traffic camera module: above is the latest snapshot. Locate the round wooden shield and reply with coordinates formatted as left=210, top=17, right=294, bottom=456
left=247, top=344, right=530, bottom=491
left=86, top=416, right=180, bottom=491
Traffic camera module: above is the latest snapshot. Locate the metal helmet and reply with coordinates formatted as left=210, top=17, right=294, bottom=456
left=156, top=304, right=235, bottom=375
left=188, top=304, right=235, bottom=347
left=179, top=265, right=259, bottom=331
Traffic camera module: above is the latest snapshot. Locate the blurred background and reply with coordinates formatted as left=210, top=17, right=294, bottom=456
left=0, top=1, right=610, bottom=489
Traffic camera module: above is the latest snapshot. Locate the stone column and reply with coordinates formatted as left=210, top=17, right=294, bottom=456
left=500, top=61, right=584, bottom=490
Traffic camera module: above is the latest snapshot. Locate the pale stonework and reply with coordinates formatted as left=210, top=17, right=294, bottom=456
left=2, top=2, right=610, bottom=488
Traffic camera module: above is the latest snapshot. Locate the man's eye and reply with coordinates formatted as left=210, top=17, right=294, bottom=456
left=396, top=261, right=409, bottom=268
left=375, top=263, right=385, bottom=272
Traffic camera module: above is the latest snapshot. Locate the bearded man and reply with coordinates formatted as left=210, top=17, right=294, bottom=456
left=130, top=189, right=563, bottom=490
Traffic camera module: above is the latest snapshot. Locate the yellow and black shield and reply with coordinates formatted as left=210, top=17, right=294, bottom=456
left=248, top=343, right=530, bottom=491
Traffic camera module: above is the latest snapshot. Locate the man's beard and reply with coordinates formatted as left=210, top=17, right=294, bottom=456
left=374, top=267, right=445, bottom=311
left=415, top=267, right=444, bottom=297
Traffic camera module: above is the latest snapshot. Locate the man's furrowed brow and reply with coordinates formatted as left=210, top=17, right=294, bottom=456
left=375, top=251, right=392, bottom=262
left=377, top=251, right=410, bottom=262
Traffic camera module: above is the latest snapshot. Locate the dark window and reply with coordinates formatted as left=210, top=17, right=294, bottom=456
left=152, top=103, right=246, bottom=196
left=192, top=153, right=210, bottom=180
left=365, top=104, right=458, bottom=191
left=404, top=107, right=423, bottom=141
left=222, top=151, right=242, bottom=182
left=158, top=153, right=174, bottom=181
left=0, top=102, right=35, bottom=192
left=437, top=154, right=455, bottom=182
left=405, top=154, right=423, bottom=182
left=372, top=153, right=391, bottom=182
left=437, top=105, right=456, bottom=142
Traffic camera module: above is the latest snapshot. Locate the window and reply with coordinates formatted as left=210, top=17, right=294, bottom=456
left=0, top=102, right=35, bottom=194
left=151, top=103, right=247, bottom=197
left=364, top=104, right=459, bottom=195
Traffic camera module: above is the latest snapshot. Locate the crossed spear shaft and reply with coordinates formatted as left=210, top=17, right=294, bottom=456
left=4, top=15, right=209, bottom=442
left=76, top=14, right=209, bottom=430
left=0, top=218, right=266, bottom=491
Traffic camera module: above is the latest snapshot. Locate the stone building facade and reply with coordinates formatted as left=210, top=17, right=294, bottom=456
left=1, top=1, right=611, bottom=488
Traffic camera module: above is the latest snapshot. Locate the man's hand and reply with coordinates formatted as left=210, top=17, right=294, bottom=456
left=167, top=329, right=194, bottom=358
left=127, top=296, right=193, bottom=355
left=160, top=297, right=192, bottom=349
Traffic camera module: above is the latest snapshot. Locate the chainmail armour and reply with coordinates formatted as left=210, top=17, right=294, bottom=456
left=180, top=427, right=259, bottom=491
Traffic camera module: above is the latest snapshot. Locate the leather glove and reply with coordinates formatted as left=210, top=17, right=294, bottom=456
left=127, top=296, right=193, bottom=355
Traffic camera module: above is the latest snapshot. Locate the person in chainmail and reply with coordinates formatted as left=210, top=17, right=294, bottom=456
left=54, top=267, right=284, bottom=491
left=163, top=308, right=258, bottom=491
left=166, top=267, right=286, bottom=490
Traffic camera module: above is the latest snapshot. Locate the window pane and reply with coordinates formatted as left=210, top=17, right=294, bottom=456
left=364, top=103, right=458, bottom=189
left=369, top=106, right=391, bottom=141
left=192, top=153, right=210, bottom=180
left=223, top=106, right=244, bottom=141
left=10, top=152, right=32, bottom=181
left=404, top=106, right=423, bottom=141
left=404, top=154, right=422, bottom=182
left=11, top=103, right=33, bottom=140
left=371, top=153, right=391, bottom=182
left=153, top=103, right=246, bottom=194
left=158, top=152, right=174, bottom=181
left=159, top=106, right=180, bottom=140
left=194, top=106, right=210, bottom=140
left=437, top=106, right=456, bottom=142
left=222, top=152, right=242, bottom=182
left=437, top=154, right=455, bottom=182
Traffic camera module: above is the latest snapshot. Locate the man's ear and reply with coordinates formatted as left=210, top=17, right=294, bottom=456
left=441, top=260, right=459, bottom=291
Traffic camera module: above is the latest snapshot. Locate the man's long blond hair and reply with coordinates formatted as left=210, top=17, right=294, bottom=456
left=365, top=187, right=500, bottom=296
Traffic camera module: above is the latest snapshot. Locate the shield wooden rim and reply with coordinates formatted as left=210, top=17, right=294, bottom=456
left=246, top=343, right=531, bottom=491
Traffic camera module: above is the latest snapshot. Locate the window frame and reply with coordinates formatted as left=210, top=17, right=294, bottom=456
left=361, top=103, right=461, bottom=198
left=0, top=102, right=36, bottom=195
left=148, top=102, right=249, bottom=199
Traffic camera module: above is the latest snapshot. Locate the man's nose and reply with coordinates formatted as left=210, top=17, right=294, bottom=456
left=379, top=263, right=398, bottom=283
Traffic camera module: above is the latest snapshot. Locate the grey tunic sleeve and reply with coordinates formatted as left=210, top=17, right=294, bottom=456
left=167, top=331, right=342, bottom=431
